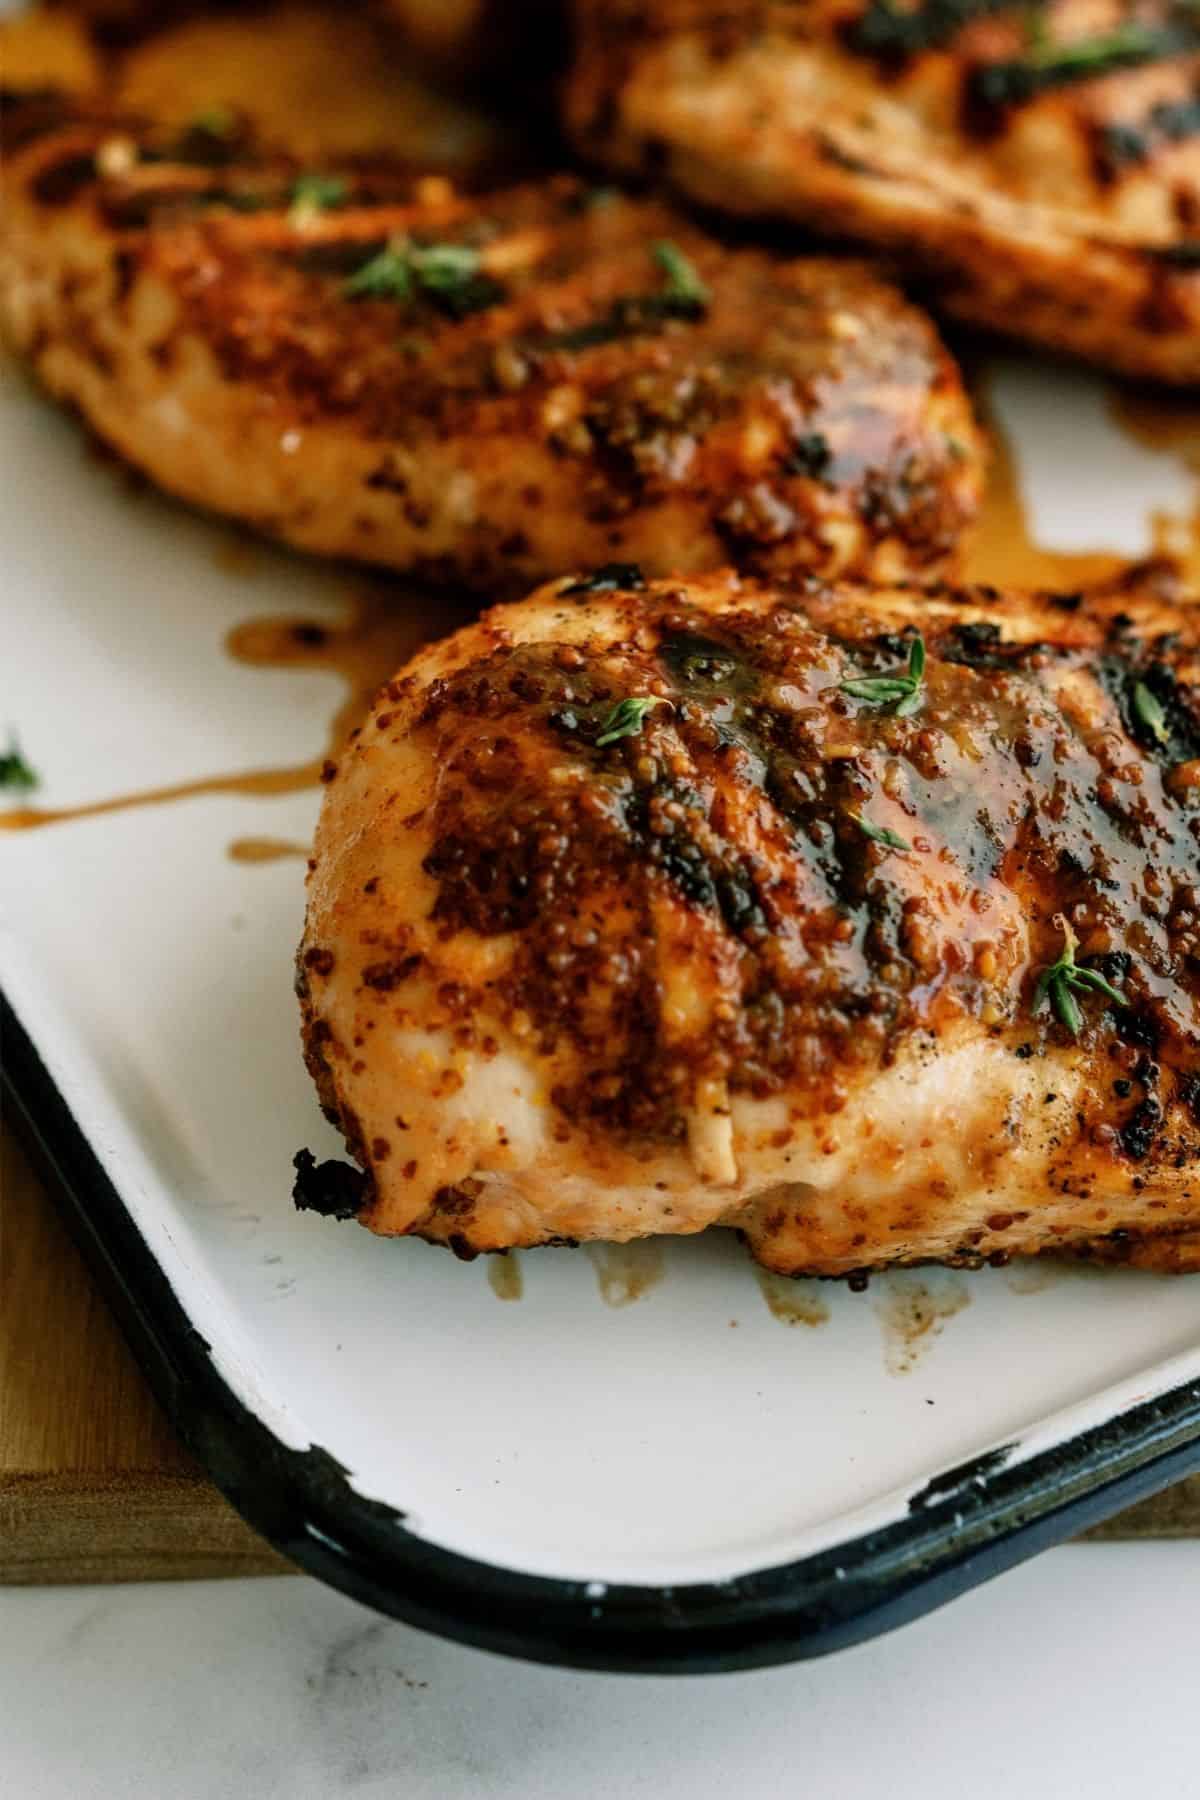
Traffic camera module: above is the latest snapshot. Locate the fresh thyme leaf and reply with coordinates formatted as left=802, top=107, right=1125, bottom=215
left=289, top=173, right=349, bottom=218
left=785, top=433, right=832, bottom=480
left=847, top=0, right=1009, bottom=59
left=1032, top=915, right=1127, bottom=1037
left=1031, top=22, right=1172, bottom=75
left=344, top=238, right=504, bottom=316
left=851, top=812, right=910, bottom=852
left=841, top=634, right=927, bottom=715
left=188, top=106, right=237, bottom=139
left=594, top=695, right=672, bottom=747
left=1133, top=680, right=1169, bottom=746
left=535, top=244, right=710, bottom=353
left=970, top=22, right=1192, bottom=110
left=1022, top=1, right=1049, bottom=53
left=653, top=240, right=710, bottom=314
left=195, top=188, right=269, bottom=214
left=560, top=563, right=646, bottom=596
left=0, top=732, right=38, bottom=793
left=839, top=678, right=911, bottom=701
left=409, top=243, right=485, bottom=292
left=1052, top=980, right=1083, bottom=1037
left=344, top=243, right=413, bottom=301
left=1069, top=966, right=1130, bottom=1003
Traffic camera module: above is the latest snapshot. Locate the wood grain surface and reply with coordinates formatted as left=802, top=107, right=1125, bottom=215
left=0, top=1119, right=1196, bottom=1586
left=0, top=1127, right=290, bottom=1584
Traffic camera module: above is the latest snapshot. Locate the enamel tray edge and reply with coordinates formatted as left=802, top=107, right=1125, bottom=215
left=7, top=986, right=1200, bottom=1674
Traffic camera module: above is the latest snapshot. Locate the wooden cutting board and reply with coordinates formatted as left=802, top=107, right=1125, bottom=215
left=0, top=1125, right=290, bottom=1584
left=1, top=1121, right=1197, bottom=1586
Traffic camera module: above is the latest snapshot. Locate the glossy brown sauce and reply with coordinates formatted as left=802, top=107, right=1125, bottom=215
left=0, top=586, right=449, bottom=836
left=1108, top=387, right=1200, bottom=585
left=1002, top=1259, right=1066, bottom=1296
left=227, top=837, right=310, bottom=864
left=961, top=376, right=1200, bottom=594
left=486, top=1252, right=524, bottom=1301
left=1003, top=1255, right=1109, bottom=1293
left=961, top=392, right=1124, bottom=591
left=755, top=1270, right=830, bottom=1327
left=585, top=1241, right=666, bottom=1306
left=872, top=1270, right=970, bottom=1376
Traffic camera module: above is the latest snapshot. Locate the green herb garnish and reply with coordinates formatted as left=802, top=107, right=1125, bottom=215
left=851, top=813, right=910, bottom=853
left=1032, top=916, right=1126, bottom=1037
left=535, top=244, right=711, bottom=353
left=344, top=239, right=504, bottom=317
left=841, top=635, right=926, bottom=717
left=653, top=241, right=710, bottom=314
left=188, top=106, right=237, bottom=139
left=1159, top=241, right=1200, bottom=270
left=595, top=695, right=673, bottom=747
left=1022, top=1, right=1049, bottom=53
left=848, top=0, right=1010, bottom=59
left=560, top=563, right=646, bottom=597
left=1133, top=680, right=1169, bottom=746
left=289, top=174, right=349, bottom=219
left=970, top=21, right=1193, bottom=110
left=0, top=733, right=38, bottom=793
left=785, top=433, right=832, bottom=480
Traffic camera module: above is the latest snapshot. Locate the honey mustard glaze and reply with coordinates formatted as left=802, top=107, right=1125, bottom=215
left=486, top=1253, right=525, bottom=1302
left=227, top=837, right=310, bottom=864
left=962, top=375, right=1200, bottom=592
left=0, top=586, right=453, bottom=843
left=872, top=1271, right=970, bottom=1377
left=755, top=1270, right=831, bottom=1327
left=960, top=393, right=1126, bottom=590
left=1108, top=387, right=1200, bottom=585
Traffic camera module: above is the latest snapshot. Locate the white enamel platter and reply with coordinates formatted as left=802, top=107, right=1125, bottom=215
left=5, top=351, right=1200, bottom=1673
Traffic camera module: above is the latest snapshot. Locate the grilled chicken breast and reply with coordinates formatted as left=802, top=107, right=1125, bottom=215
left=108, top=4, right=517, bottom=169
left=297, top=562, right=1200, bottom=1276
left=1, top=114, right=982, bottom=590
left=566, top=0, right=1200, bottom=385
left=1, top=3, right=519, bottom=174
left=0, top=6, right=102, bottom=89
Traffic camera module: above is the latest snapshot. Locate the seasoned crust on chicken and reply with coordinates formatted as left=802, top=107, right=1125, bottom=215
left=566, top=0, right=1200, bottom=385
left=298, top=562, right=1200, bottom=1276
left=1, top=116, right=982, bottom=590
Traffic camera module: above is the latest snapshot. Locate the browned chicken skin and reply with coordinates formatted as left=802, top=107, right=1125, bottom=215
left=566, top=0, right=1200, bottom=384
left=298, top=563, right=1200, bottom=1276
left=1, top=96, right=982, bottom=590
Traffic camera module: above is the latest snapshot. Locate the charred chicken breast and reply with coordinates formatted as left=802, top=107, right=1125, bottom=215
left=566, top=0, right=1200, bottom=385
left=297, top=563, right=1200, bottom=1276
left=2, top=108, right=982, bottom=590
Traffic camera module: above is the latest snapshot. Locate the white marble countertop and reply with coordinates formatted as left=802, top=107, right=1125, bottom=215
left=3, top=1543, right=1197, bottom=1797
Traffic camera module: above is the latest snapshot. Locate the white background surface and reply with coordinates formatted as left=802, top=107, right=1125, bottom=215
left=2, top=1547, right=1198, bottom=1798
